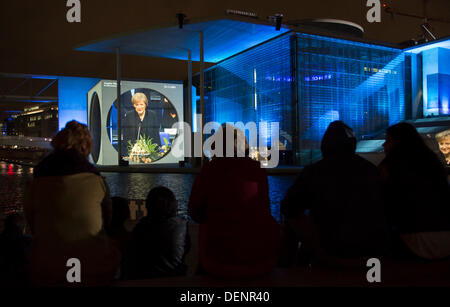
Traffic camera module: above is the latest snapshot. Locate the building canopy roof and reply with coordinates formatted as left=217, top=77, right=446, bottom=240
left=404, top=36, right=450, bottom=54
left=75, top=16, right=291, bottom=63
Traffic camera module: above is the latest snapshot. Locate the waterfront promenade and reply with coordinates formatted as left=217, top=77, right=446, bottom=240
left=115, top=256, right=450, bottom=287
left=0, top=161, right=297, bottom=221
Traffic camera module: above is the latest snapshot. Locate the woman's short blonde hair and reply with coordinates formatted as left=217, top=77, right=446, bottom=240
left=435, top=129, right=450, bottom=142
left=131, top=92, right=148, bottom=107
left=51, top=120, right=93, bottom=157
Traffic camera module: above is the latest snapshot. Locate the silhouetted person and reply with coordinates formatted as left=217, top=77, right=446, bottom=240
left=280, top=121, right=390, bottom=268
left=108, top=196, right=132, bottom=240
left=0, top=211, right=5, bottom=234
left=108, top=196, right=132, bottom=280
left=0, top=213, right=32, bottom=287
left=379, top=122, right=450, bottom=260
left=188, top=124, right=280, bottom=278
left=125, top=186, right=189, bottom=279
left=24, top=120, right=120, bottom=286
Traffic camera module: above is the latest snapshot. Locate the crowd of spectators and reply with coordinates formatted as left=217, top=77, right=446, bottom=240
left=0, top=120, right=449, bottom=287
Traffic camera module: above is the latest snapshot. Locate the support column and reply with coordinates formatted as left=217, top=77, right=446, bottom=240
left=187, top=49, right=193, bottom=159
left=116, top=47, right=122, bottom=165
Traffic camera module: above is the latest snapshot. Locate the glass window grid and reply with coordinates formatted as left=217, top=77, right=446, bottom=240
left=193, top=32, right=407, bottom=166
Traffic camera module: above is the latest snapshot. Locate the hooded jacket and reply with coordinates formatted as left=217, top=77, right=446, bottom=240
left=281, top=121, right=390, bottom=258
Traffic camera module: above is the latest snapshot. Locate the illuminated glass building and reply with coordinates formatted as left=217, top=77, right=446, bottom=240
left=63, top=17, right=450, bottom=166
left=193, top=30, right=448, bottom=166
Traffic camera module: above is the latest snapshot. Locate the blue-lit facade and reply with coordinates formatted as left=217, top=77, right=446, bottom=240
left=406, top=44, right=450, bottom=117
left=194, top=32, right=410, bottom=165
left=60, top=23, right=449, bottom=167
left=296, top=33, right=406, bottom=163
left=199, top=34, right=295, bottom=152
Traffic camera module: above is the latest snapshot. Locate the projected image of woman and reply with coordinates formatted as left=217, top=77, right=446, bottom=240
left=436, top=129, right=450, bottom=166
left=122, top=93, right=161, bottom=155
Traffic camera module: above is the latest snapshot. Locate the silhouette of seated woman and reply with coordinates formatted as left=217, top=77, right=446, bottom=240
left=280, top=121, right=390, bottom=268
left=379, top=122, right=450, bottom=261
left=25, top=121, right=120, bottom=286
left=188, top=124, right=280, bottom=278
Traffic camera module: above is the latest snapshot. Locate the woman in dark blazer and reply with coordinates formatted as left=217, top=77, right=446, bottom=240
left=122, top=92, right=161, bottom=153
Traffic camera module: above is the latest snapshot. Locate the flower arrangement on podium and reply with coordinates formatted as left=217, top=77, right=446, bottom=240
left=126, top=134, right=160, bottom=163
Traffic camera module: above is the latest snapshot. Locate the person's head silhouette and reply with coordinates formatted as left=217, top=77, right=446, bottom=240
left=146, top=186, right=178, bottom=220
left=321, top=121, right=357, bottom=159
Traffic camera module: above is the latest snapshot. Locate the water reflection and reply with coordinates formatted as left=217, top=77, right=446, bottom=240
left=0, top=162, right=34, bottom=215
left=101, top=172, right=197, bottom=217
left=0, top=161, right=297, bottom=222
left=102, top=173, right=296, bottom=222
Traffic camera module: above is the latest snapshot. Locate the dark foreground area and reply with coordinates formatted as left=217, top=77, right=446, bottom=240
left=0, top=161, right=296, bottom=221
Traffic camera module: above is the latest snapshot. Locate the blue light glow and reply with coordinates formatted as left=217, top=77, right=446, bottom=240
left=421, top=47, right=450, bottom=116
left=71, top=19, right=450, bottom=167
left=404, top=38, right=450, bottom=54
left=304, top=74, right=332, bottom=82
left=76, top=19, right=290, bottom=63
left=296, top=32, right=406, bottom=163
left=196, top=34, right=293, bottom=149
left=58, top=76, right=100, bottom=129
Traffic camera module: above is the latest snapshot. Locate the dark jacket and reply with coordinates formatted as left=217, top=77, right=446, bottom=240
left=281, top=122, right=390, bottom=258
left=188, top=157, right=280, bottom=278
left=122, top=109, right=161, bottom=149
left=282, top=155, right=390, bottom=258
left=33, top=150, right=111, bottom=226
left=34, top=149, right=100, bottom=177
left=124, top=216, right=189, bottom=279
left=379, top=147, right=450, bottom=234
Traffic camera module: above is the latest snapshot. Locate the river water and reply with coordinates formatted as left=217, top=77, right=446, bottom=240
left=0, top=161, right=296, bottom=222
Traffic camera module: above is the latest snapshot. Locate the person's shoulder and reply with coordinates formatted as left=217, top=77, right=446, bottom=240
left=132, top=217, right=151, bottom=234
left=163, top=217, right=188, bottom=237
left=145, top=109, right=157, bottom=119
left=123, top=110, right=135, bottom=125
left=33, top=152, right=54, bottom=177
left=167, top=216, right=188, bottom=228
left=235, top=157, right=260, bottom=166
left=210, top=157, right=261, bottom=169
left=300, top=159, right=322, bottom=176
left=354, top=154, right=378, bottom=172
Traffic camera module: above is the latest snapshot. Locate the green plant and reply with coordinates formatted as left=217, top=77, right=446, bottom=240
left=140, top=134, right=159, bottom=154
left=128, top=134, right=160, bottom=161
left=127, top=140, right=134, bottom=152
